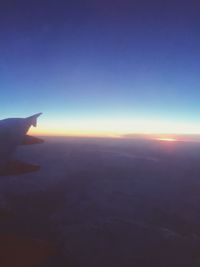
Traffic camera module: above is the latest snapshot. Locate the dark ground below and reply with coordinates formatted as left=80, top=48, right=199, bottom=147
left=1, top=137, right=200, bottom=267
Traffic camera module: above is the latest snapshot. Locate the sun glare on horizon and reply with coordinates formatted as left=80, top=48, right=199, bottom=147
left=155, top=137, right=177, bottom=142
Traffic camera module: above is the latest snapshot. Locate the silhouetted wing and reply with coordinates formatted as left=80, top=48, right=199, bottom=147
left=0, top=161, right=41, bottom=176
left=0, top=113, right=43, bottom=176
left=22, top=135, right=44, bottom=145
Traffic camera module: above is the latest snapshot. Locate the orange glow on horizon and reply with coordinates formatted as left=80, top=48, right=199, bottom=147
left=155, top=137, right=177, bottom=142
left=29, top=128, right=122, bottom=139
left=30, top=128, right=200, bottom=142
left=29, top=117, right=200, bottom=139
left=29, top=120, right=200, bottom=142
left=29, top=129, right=200, bottom=142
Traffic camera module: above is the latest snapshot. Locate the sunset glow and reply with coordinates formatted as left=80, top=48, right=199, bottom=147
left=156, top=137, right=177, bottom=142
left=29, top=117, right=200, bottom=139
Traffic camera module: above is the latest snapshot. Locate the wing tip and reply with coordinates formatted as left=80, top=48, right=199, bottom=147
left=26, top=113, right=43, bottom=127
left=31, top=112, right=43, bottom=119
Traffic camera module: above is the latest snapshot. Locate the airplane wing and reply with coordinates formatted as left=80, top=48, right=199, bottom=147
left=0, top=113, right=44, bottom=176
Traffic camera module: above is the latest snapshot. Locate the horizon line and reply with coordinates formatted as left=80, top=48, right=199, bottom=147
left=30, top=132, right=200, bottom=142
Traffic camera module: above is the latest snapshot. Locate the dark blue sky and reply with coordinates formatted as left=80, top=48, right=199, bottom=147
left=1, top=0, right=200, bottom=136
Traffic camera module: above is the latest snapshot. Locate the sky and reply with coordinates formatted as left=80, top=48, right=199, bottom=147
left=1, top=0, right=200, bottom=137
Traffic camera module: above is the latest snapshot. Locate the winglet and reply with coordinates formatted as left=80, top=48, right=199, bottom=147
left=26, top=113, right=42, bottom=127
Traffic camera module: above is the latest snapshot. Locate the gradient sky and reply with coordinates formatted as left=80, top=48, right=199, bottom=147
left=1, top=0, right=200, bottom=136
